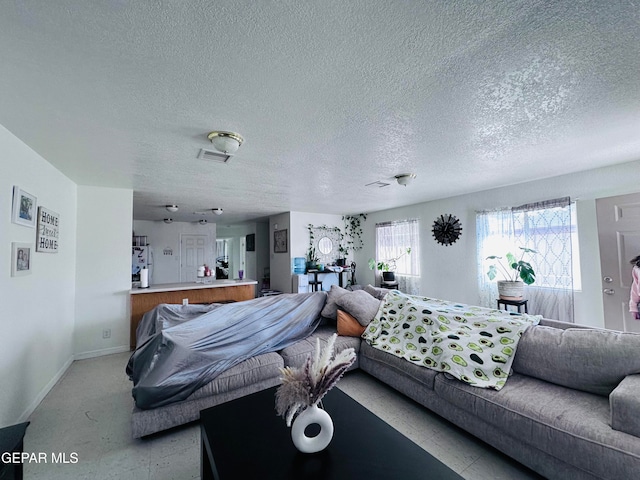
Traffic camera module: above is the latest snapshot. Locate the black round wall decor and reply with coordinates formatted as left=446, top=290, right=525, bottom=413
left=432, top=214, right=462, bottom=246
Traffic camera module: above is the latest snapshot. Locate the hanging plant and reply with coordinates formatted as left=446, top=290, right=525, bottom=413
left=340, top=214, right=367, bottom=259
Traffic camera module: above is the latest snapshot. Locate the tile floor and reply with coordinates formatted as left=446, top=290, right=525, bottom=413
left=23, top=352, right=543, bottom=479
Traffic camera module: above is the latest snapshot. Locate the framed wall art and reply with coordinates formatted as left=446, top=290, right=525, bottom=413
left=11, top=186, right=37, bottom=228
left=36, top=206, right=60, bottom=253
left=11, top=242, right=33, bottom=276
left=274, top=229, right=288, bottom=253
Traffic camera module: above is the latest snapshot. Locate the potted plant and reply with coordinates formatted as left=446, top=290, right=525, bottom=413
left=368, top=248, right=411, bottom=283
left=486, top=247, right=536, bottom=299
left=307, top=247, right=319, bottom=271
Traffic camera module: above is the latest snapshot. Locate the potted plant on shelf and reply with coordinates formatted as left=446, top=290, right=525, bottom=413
left=368, top=248, right=411, bottom=284
left=486, top=247, right=537, bottom=299
left=306, top=247, right=319, bottom=271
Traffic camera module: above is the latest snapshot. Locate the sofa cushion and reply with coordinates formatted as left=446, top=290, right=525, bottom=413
left=337, top=309, right=365, bottom=337
left=335, top=290, right=382, bottom=326
left=279, top=326, right=361, bottom=370
left=188, top=352, right=283, bottom=401
left=364, top=284, right=388, bottom=300
left=610, top=374, right=640, bottom=437
left=512, top=325, right=640, bottom=396
left=360, top=341, right=439, bottom=391
left=321, top=285, right=350, bottom=320
left=435, top=372, right=640, bottom=480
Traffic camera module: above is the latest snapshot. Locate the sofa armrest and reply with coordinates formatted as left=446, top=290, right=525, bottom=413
left=610, top=374, right=640, bottom=437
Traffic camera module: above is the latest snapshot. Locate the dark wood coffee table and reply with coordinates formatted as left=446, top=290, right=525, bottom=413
left=200, top=386, right=463, bottom=479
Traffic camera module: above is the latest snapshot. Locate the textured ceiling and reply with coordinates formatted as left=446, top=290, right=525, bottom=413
left=1, top=1, right=639, bottom=224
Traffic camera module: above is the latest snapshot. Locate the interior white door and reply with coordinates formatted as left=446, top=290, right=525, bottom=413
left=181, top=235, right=207, bottom=283
left=596, top=192, right=640, bottom=332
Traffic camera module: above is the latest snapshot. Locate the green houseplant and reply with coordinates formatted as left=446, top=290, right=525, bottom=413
left=368, top=248, right=411, bottom=283
left=486, top=247, right=536, bottom=299
left=338, top=214, right=367, bottom=265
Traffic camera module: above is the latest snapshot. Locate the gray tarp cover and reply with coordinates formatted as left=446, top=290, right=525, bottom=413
left=126, top=291, right=327, bottom=409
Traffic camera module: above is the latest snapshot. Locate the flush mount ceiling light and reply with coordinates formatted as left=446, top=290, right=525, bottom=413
left=166, top=204, right=178, bottom=213
left=207, top=131, right=244, bottom=154
left=395, top=173, right=417, bottom=186
left=163, top=218, right=173, bottom=224
left=199, top=219, right=208, bottom=225
left=212, top=208, right=223, bottom=216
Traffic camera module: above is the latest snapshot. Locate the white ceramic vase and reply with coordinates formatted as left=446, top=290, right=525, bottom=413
left=291, top=404, right=334, bottom=453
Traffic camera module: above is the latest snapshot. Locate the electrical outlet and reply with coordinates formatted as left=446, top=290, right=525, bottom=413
left=102, top=329, right=111, bottom=339
left=182, top=298, right=188, bottom=306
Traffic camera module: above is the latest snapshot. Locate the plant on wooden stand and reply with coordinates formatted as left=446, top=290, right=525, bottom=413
left=486, top=247, right=537, bottom=299
left=368, top=248, right=411, bottom=284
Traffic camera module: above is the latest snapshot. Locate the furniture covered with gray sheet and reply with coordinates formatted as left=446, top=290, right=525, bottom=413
left=130, top=288, right=640, bottom=480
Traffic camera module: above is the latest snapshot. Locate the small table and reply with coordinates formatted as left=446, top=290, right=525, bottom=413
left=200, top=386, right=462, bottom=480
left=0, top=421, right=29, bottom=480
left=307, top=270, right=323, bottom=291
left=497, top=298, right=528, bottom=313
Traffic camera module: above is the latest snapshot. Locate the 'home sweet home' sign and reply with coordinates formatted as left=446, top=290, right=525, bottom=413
left=36, top=207, right=60, bottom=253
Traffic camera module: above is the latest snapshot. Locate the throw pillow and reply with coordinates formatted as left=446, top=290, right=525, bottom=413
left=320, top=285, right=349, bottom=320
left=364, top=284, right=388, bottom=300
left=337, top=309, right=366, bottom=337
left=513, top=325, right=640, bottom=396
left=335, top=289, right=382, bottom=327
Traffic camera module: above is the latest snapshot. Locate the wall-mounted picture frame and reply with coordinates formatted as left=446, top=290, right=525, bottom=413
left=246, top=233, right=255, bottom=252
left=11, top=242, right=33, bottom=276
left=36, top=206, right=60, bottom=253
left=11, top=186, right=37, bottom=228
left=274, top=229, right=288, bottom=253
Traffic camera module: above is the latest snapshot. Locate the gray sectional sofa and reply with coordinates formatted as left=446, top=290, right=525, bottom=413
left=131, top=289, right=640, bottom=480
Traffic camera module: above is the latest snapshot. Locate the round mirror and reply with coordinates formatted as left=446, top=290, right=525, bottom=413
left=317, top=236, right=332, bottom=255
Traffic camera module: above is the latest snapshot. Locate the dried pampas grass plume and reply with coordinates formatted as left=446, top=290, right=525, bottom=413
left=275, top=333, right=356, bottom=426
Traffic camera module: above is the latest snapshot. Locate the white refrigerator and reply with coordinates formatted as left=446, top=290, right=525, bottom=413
left=292, top=274, right=309, bottom=293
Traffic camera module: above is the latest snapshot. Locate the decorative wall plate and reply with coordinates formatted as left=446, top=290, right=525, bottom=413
left=432, top=214, right=462, bottom=246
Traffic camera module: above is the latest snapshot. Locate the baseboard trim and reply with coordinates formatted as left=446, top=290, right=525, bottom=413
left=74, top=345, right=130, bottom=361
left=18, top=355, right=74, bottom=423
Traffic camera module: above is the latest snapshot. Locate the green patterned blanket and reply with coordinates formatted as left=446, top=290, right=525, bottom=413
left=362, top=291, right=541, bottom=390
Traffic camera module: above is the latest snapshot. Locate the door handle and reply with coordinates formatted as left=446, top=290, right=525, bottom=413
left=603, top=288, right=615, bottom=295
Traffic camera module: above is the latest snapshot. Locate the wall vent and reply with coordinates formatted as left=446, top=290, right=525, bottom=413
left=197, top=148, right=232, bottom=163
left=365, top=180, right=391, bottom=188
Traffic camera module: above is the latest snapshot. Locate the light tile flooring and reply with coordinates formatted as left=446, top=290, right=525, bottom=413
left=23, top=352, right=543, bottom=479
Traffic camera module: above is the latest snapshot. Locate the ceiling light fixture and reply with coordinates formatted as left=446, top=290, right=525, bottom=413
left=166, top=204, right=178, bottom=212
left=199, top=219, right=207, bottom=225
left=207, top=131, right=244, bottom=154
left=163, top=218, right=173, bottom=224
left=395, top=173, right=417, bottom=186
left=212, top=208, right=223, bottom=216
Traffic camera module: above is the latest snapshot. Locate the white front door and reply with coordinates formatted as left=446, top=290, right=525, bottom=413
left=596, top=192, right=640, bottom=332
left=181, top=235, right=207, bottom=283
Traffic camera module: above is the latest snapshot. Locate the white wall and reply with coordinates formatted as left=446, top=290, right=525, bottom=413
left=269, top=213, right=291, bottom=293
left=354, top=159, right=640, bottom=328
left=217, top=222, right=270, bottom=295
left=133, top=220, right=216, bottom=284
left=74, top=186, right=132, bottom=358
left=0, top=125, right=77, bottom=427
left=268, top=212, right=345, bottom=293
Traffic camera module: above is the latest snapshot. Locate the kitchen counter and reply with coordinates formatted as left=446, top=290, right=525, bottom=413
left=130, top=279, right=257, bottom=349
left=131, top=279, right=257, bottom=294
